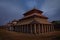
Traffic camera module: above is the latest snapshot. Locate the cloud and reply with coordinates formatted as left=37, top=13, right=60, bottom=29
left=0, top=0, right=60, bottom=25
left=0, top=0, right=25, bottom=25
left=40, top=0, right=60, bottom=21
left=26, top=0, right=37, bottom=8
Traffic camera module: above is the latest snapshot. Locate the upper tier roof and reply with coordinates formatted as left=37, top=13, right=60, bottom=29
left=23, top=8, right=43, bottom=16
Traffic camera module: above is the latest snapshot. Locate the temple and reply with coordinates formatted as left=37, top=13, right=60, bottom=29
left=6, top=9, right=54, bottom=34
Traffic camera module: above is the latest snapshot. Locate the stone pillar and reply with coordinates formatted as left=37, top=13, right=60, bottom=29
left=19, top=26, right=20, bottom=32
left=47, top=25, right=48, bottom=32
left=52, top=25, right=54, bottom=32
left=40, top=24, right=42, bottom=33
left=52, top=24, right=54, bottom=32
left=38, top=24, right=40, bottom=34
left=21, top=26, right=22, bottom=32
left=49, top=24, right=51, bottom=32
left=27, top=24, right=28, bottom=33
left=22, top=26, right=23, bottom=32
left=45, top=24, right=47, bottom=33
left=43, top=24, right=45, bottom=33
left=51, top=25, right=52, bottom=32
left=45, top=24, right=46, bottom=33
left=46, top=25, right=48, bottom=33
left=24, top=25, right=26, bottom=33
left=45, top=25, right=47, bottom=33
left=50, top=25, right=51, bottom=32
left=13, top=26, right=15, bottom=31
left=32, top=24, right=34, bottom=34
left=22, top=25, right=23, bottom=32
left=26, top=25, right=27, bottom=33
left=20, top=25, right=22, bottom=32
left=48, top=25, right=50, bottom=32
left=30, top=24, right=32, bottom=33
left=24, top=25, right=25, bottom=32
left=42, top=24, right=44, bottom=33
left=34, top=24, right=36, bottom=34
left=47, top=25, right=49, bottom=33
left=23, top=25, right=25, bottom=33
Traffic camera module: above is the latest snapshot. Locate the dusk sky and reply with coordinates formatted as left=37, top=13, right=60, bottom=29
left=0, top=0, right=60, bottom=25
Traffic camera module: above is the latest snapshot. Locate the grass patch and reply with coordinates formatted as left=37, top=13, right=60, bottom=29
left=0, top=29, right=60, bottom=40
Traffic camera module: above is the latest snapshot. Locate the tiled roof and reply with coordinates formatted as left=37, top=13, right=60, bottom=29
left=23, top=8, right=43, bottom=15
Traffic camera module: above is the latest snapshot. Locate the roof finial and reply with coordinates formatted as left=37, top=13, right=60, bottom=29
left=33, top=3, right=36, bottom=10
left=34, top=4, right=35, bottom=9
left=33, top=0, right=37, bottom=9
